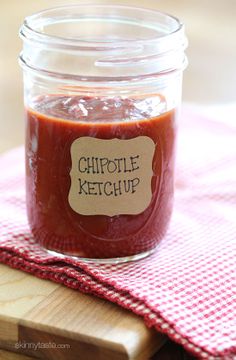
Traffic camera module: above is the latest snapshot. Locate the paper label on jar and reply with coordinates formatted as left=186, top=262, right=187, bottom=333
left=68, top=136, right=155, bottom=216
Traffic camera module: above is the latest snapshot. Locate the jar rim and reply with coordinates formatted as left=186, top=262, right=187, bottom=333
left=19, top=4, right=187, bottom=82
left=20, top=4, right=184, bottom=50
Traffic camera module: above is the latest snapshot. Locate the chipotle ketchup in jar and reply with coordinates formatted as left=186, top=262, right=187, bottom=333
left=19, top=5, right=187, bottom=262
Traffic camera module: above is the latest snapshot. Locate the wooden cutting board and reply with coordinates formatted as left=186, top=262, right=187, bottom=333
left=0, top=264, right=167, bottom=360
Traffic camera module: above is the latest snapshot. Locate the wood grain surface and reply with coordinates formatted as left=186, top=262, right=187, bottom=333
left=0, top=349, right=34, bottom=360
left=0, top=265, right=166, bottom=359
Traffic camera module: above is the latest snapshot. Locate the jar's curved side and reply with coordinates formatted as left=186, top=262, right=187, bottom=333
left=20, top=5, right=187, bottom=261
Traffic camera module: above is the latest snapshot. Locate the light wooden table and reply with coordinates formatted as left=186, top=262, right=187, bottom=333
left=0, top=1, right=235, bottom=359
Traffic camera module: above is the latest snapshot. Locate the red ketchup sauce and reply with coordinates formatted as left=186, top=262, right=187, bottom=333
left=26, top=95, right=176, bottom=259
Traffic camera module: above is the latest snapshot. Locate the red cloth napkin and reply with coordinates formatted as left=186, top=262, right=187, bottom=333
left=0, top=106, right=235, bottom=359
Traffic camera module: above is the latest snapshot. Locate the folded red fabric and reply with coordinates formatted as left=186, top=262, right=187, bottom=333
left=0, top=106, right=235, bottom=359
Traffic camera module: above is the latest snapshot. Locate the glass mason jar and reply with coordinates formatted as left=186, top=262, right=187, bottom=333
left=19, top=5, right=187, bottom=263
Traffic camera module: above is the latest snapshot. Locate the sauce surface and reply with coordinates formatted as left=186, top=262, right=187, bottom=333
left=26, top=95, right=176, bottom=258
